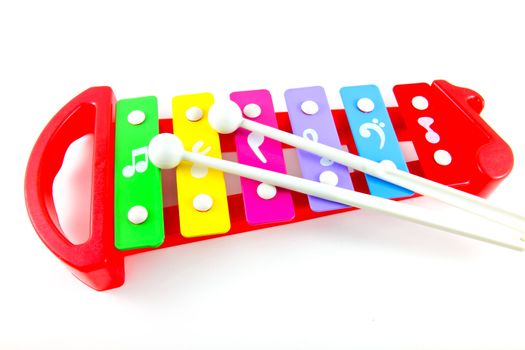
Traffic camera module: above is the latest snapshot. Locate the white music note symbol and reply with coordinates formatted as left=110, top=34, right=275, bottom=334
left=303, top=128, right=333, bottom=166
left=122, top=146, right=149, bottom=178
left=359, top=118, right=386, bottom=149
left=417, top=116, right=440, bottom=144
left=248, top=132, right=267, bottom=164
left=191, top=140, right=212, bottom=178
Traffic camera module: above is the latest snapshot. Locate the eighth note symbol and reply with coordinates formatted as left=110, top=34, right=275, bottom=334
left=248, top=132, right=267, bottom=164
left=122, top=146, right=149, bottom=178
left=417, top=117, right=440, bottom=144
left=359, top=118, right=386, bottom=149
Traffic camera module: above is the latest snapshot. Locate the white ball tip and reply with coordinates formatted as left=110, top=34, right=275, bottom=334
left=148, top=133, right=184, bottom=169
left=208, top=100, right=243, bottom=134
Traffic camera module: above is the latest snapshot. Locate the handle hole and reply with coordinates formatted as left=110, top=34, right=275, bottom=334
left=52, top=134, right=94, bottom=245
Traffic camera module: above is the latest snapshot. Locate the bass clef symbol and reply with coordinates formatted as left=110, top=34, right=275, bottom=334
left=359, top=118, right=386, bottom=149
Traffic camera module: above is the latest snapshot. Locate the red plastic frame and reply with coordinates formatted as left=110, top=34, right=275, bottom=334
left=25, top=87, right=124, bottom=290
left=25, top=81, right=514, bottom=291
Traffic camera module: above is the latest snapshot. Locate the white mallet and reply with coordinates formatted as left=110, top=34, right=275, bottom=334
left=148, top=132, right=525, bottom=250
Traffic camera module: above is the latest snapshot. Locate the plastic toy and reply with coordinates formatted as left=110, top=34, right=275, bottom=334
left=25, top=80, right=523, bottom=291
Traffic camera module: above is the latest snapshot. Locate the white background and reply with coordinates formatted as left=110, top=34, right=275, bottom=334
left=1, top=1, right=524, bottom=349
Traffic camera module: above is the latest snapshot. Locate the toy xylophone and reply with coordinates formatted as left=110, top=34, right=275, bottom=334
left=25, top=80, right=524, bottom=291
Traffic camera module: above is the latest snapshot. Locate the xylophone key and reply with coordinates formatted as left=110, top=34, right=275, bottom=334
left=285, top=86, right=355, bottom=211
left=340, top=85, right=413, bottom=199
left=392, top=82, right=488, bottom=186
left=114, top=96, right=164, bottom=250
left=172, top=93, right=231, bottom=237
left=230, top=90, right=295, bottom=224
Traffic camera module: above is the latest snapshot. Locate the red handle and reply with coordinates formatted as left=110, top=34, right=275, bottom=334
left=25, top=87, right=124, bottom=291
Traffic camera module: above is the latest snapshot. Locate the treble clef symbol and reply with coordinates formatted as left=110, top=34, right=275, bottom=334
left=302, top=128, right=334, bottom=166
